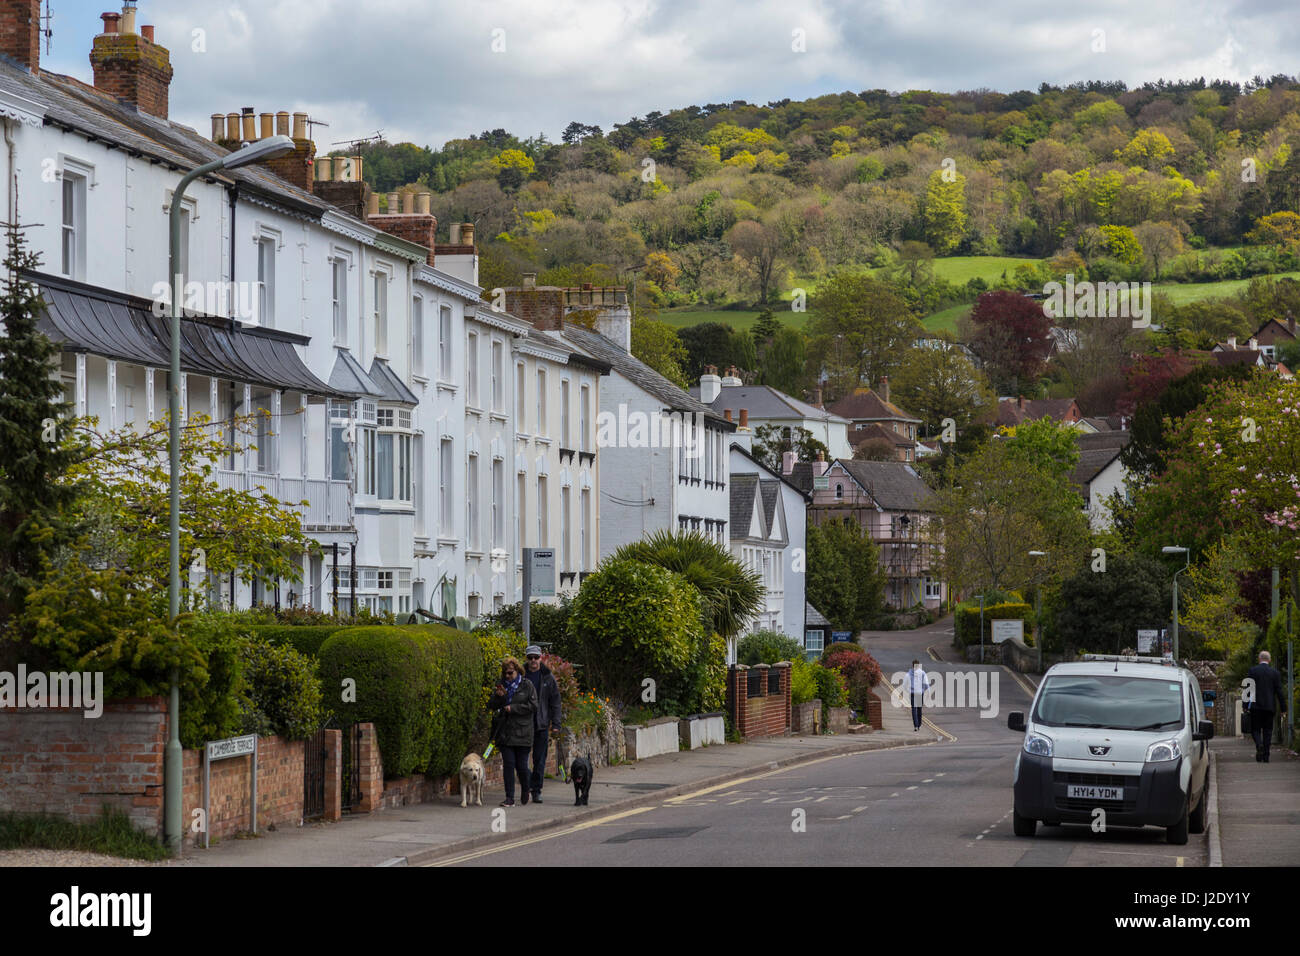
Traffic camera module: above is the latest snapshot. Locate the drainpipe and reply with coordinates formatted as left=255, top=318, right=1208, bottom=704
left=4, top=118, right=15, bottom=227
left=226, top=183, right=239, bottom=326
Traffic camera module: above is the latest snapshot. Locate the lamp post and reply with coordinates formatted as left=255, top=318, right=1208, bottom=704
left=1162, top=545, right=1191, bottom=662
left=165, top=135, right=295, bottom=857
left=1028, top=550, right=1046, bottom=672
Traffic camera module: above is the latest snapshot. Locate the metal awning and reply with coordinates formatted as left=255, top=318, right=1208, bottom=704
left=31, top=271, right=342, bottom=397
left=328, top=348, right=385, bottom=398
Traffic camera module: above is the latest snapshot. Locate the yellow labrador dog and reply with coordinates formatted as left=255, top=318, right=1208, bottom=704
left=459, top=753, right=485, bottom=808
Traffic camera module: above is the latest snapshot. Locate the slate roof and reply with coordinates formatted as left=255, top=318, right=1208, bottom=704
left=728, top=442, right=813, bottom=500
left=690, top=383, right=850, bottom=425
left=760, top=480, right=780, bottom=530
left=1212, top=349, right=1265, bottom=367
left=835, top=460, right=935, bottom=512
left=787, top=461, right=816, bottom=494
left=1071, top=430, right=1130, bottom=487
left=805, top=603, right=831, bottom=628
left=563, top=324, right=733, bottom=428
left=730, top=473, right=759, bottom=532
left=851, top=422, right=914, bottom=448
left=1, top=58, right=334, bottom=221
left=827, top=389, right=919, bottom=423
left=368, top=358, right=420, bottom=405
left=995, top=397, right=1081, bottom=427
left=328, top=349, right=384, bottom=399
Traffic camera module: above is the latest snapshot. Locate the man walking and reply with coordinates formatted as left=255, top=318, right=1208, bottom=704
left=906, top=659, right=934, bottom=732
left=1247, top=650, right=1286, bottom=762
left=524, top=646, right=563, bottom=802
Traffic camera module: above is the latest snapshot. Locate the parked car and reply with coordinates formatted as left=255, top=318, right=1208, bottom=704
left=1007, top=656, right=1214, bottom=845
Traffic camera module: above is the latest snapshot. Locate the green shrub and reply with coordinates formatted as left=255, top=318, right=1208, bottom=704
left=237, top=638, right=323, bottom=740
left=812, top=662, right=848, bottom=727
left=789, top=658, right=819, bottom=706
left=317, top=624, right=482, bottom=778
left=479, top=598, right=575, bottom=658
left=470, top=625, right=526, bottom=709
left=240, top=624, right=342, bottom=660
left=178, top=613, right=246, bottom=750
left=568, top=559, right=707, bottom=712
left=954, top=601, right=1035, bottom=647
left=821, top=643, right=883, bottom=713
left=738, top=630, right=806, bottom=665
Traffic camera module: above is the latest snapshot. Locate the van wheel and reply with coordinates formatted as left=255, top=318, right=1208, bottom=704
left=1013, top=809, right=1037, bottom=837
left=1189, top=778, right=1207, bottom=835
left=1167, top=802, right=1189, bottom=845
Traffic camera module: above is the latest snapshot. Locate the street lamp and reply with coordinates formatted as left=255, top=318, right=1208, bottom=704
left=1162, top=546, right=1191, bottom=662
left=165, top=135, right=296, bottom=856
left=1029, top=550, right=1046, bottom=672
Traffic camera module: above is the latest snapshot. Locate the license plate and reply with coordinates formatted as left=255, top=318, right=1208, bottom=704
left=1068, top=784, right=1124, bottom=800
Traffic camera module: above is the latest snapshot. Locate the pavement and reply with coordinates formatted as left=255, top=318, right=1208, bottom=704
left=174, top=699, right=928, bottom=867
left=1209, top=725, right=1300, bottom=867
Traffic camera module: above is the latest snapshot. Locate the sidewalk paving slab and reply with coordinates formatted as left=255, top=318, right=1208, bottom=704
left=1210, top=732, right=1300, bottom=867
left=174, top=727, right=928, bottom=867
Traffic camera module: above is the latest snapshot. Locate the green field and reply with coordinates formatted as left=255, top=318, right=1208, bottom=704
left=1152, top=272, right=1300, bottom=305
left=891, top=255, right=1042, bottom=286
left=659, top=308, right=790, bottom=331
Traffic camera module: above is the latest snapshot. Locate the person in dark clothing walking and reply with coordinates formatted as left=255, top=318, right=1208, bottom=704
left=523, top=645, right=562, bottom=804
left=1246, top=650, right=1287, bottom=762
left=488, top=657, right=538, bottom=805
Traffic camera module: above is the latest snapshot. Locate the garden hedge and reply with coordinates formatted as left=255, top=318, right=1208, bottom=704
left=317, top=624, right=482, bottom=778
left=954, top=601, right=1035, bottom=647
left=239, top=624, right=344, bottom=659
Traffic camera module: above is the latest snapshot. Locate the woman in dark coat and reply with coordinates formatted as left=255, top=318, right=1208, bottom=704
left=488, top=656, right=538, bottom=806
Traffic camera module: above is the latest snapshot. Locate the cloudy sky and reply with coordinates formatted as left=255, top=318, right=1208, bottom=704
left=39, top=0, right=1299, bottom=150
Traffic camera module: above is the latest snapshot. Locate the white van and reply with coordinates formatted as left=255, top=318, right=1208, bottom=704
left=1007, top=657, right=1214, bottom=845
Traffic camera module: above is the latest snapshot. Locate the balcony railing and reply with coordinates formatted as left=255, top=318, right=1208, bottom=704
left=215, top=469, right=353, bottom=531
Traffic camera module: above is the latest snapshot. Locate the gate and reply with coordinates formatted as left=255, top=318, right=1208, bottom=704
left=303, top=727, right=328, bottom=821
left=340, top=721, right=364, bottom=813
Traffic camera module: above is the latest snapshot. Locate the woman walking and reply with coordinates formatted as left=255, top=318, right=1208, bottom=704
left=488, top=656, right=538, bottom=806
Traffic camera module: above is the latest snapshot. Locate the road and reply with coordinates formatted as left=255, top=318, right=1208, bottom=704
left=437, top=619, right=1209, bottom=867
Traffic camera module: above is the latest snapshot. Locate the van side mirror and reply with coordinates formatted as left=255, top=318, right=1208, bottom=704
left=1193, top=720, right=1214, bottom=742
left=1008, top=712, right=1025, bottom=732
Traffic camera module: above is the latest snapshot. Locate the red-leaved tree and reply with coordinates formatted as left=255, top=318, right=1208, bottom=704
left=967, top=291, right=1053, bottom=394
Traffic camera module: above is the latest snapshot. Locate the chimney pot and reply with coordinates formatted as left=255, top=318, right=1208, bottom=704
left=724, top=409, right=733, bottom=422
left=141, top=24, right=154, bottom=42
left=449, top=223, right=462, bottom=244
left=1017, top=395, right=1024, bottom=410
left=739, top=408, right=749, bottom=428
left=880, top=375, right=890, bottom=402
left=241, top=110, right=256, bottom=142
left=461, top=222, right=475, bottom=246
left=90, top=4, right=173, bottom=117
left=292, top=112, right=308, bottom=139
left=366, top=192, right=380, bottom=217
left=416, top=191, right=432, bottom=215
left=226, top=112, right=241, bottom=140
left=101, top=12, right=121, bottom=34
left=210, top=113, right=225, bottom=140
left=386, top=192, right=400, bottom=214
left=120, top=1, right=137, bottom=35
left=1227, top=336, right=1237, bottom=349
left=275, top=111, right=290, bottom=136
left=315, top=156, right=332, bottom=181
left=1249, top=337, right=1258, bottom=350
left=259, top=112, right=274, bottom=140
left=522, top=272, right=537, bottom=289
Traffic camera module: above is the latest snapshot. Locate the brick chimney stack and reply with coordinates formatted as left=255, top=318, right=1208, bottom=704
left=90, top=3, right=174, bottom=118
left=880, top=375, right=890, bottom=403
left=0, top=0, right=43, bottom=73
left=262, top=111, right=316, bottom=193
left=213, top=107, right=316, bottom=194
left=367, top=189, right=438, bottom=267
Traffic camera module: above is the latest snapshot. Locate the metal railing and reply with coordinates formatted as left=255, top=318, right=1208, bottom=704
left=216, top=469, right=353, bottom=530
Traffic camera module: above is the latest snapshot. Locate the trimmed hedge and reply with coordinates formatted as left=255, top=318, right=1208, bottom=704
left=738, top=630, right=806, bottom=665
left=239, top=624, right=344, bottom=659
left=954, top=601, right=1035, bottom=647
left=317, top=624, right=482, bottom=778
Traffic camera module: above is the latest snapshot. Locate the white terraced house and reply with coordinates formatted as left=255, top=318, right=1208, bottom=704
left=0, top=1, right=601, bottom=619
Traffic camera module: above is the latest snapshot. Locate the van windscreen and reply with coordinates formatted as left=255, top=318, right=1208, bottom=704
left=1032, top=675, right=1184, bottom=731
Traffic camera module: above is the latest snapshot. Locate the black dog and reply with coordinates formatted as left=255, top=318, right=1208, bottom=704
left=570, top=755, right=593, bottom=806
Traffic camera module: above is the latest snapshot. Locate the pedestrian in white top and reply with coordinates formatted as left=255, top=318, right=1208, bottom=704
left=907, top=659, right=934, bottom=732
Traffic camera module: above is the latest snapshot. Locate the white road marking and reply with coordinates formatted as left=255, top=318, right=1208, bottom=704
left=906, top=786, right=918, bottom=791
left=923, top=778, right=934, bottom=783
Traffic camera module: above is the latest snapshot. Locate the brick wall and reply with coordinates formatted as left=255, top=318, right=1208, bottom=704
left=368, top=213, right=437, bottom=266
left=378, top=740, right=561, bottom=808
left=89, top=32, right=174, bottom=118
left=0, top=696, right=166, bottom=834
left=181, top=735, right=304, bottom=845
left=504, top=287, right=567, bottom=330
left=316, top=179, right=371, bottom=221
left=264, top=139, right=316, bottom=194
left=0, top=0, right=42, bottom=72
left=728, top=663, right=792, bottom=739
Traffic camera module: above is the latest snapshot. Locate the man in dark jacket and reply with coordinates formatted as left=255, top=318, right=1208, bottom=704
left=488, top=657, right=538, bottom=806
left=523, top=645, right=563, bottom=803
left=1247, top=651, right=1287, bottom=762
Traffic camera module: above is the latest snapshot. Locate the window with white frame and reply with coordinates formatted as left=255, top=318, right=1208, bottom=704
left=373, top=272, right=388, bottom=357
left=516, top=362, right=527, bottom=429
left=580, top=384, right=590, bottom=452
left=561, top=485, right=571, bottom=569
left=536, top=368, right=547, bottom=436
left=805, top=629, right=824, bottom=654
left=256, top=237, right=276, bottom=328
left=328, top=400, right=352, bottom=481
left=467, top=331, right=479, bottom=405
left=580, top=488, right=590, bottom=571
left=60, top=170, right=87, bottom=281
left=466, top=454, right=480, bottom=549
left=924, top=577, right=941, bottom=600
left=251, top=389, right=275, bottom=474
left=517, top=472, right=527, bottom=550
left=561, top=379, right=571, bottom=446
left=491, top=340, right=504, bottom=412
left=332, top=258, right=348, bottom=345
left=537, top=475, right=548, bottom=545
left=376, top=406, right=413, bottom=502
left=439, top=305, right=452, bottom=380
left=357, top=401, right=377, bottom=495
left=411, top=296, right=424, bottom=378
left=177, top=205, right=191, bottom=286
left=492, top=459, right=504, bottom=548
left=439, top=438, right=454, bottom=534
